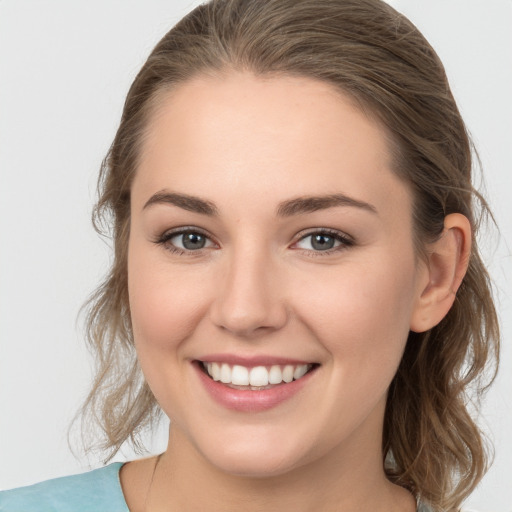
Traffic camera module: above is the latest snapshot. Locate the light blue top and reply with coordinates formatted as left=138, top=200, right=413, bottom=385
left=0, top=462, right=434, bottom=511
left=0, top=463, right=128, bottom=512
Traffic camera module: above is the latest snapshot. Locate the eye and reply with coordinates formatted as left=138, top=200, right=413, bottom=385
left=293, top=230, right=353, bottom=254
left=156, top=228, right=216, bottom=254
left=171, top=232, right=210, bottom=250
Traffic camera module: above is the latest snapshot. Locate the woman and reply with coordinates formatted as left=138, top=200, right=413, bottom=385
left=0, top=0, right=501, bottom=511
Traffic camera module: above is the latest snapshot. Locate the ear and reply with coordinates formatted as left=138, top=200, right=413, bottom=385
left=410, top=213, right=472, bottom=333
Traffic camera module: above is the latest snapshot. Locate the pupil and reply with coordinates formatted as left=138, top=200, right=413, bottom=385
left=312, top=234, right=334, bottom=251
left=182, top=233, right=205, bottom=250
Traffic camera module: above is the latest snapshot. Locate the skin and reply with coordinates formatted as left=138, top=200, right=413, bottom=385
left=120, top=72, right=470, bottom=511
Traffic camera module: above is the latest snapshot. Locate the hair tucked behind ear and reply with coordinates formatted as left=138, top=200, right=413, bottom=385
left=76, top=1, right=499, bottom=509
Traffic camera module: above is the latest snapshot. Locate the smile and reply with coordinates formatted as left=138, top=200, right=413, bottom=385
left=194, top=359, right=319, bottom=412
left=201, top=362, right=315, bottom=389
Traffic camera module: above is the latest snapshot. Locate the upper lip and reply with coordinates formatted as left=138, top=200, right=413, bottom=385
left=195, top=354, right=317, bottom=367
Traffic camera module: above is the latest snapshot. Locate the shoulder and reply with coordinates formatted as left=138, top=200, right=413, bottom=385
left=0, top=463, right=129, bottom=512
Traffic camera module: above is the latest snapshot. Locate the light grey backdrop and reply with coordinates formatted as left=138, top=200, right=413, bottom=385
left=0, top=1, right=510, bottom=510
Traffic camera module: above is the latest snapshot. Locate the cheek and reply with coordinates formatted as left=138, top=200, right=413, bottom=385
left=294, top=252, right=417, bottom=367
left=127, top=243, right=207, bottom=353
left=290, top=255, right=418, bottom=433
left=126, top=242, right=214, bottom=420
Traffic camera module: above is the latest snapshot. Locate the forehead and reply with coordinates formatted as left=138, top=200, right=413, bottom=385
left=134, top=72, right=411, bottom=218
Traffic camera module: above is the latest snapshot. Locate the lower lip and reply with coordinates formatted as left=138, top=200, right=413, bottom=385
left=193, top=362, right=316, bottom=413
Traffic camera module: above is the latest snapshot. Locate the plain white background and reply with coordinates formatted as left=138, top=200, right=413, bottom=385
left=0, top=1, right=510, bottom=510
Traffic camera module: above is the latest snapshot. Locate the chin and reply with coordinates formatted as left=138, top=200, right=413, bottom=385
left=195, top=432, right=310, bottom=478
left=208, top=451, right=302, bottom=478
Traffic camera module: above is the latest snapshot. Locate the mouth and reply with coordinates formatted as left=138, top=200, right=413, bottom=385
left=197, top=360, right=319, bottom=391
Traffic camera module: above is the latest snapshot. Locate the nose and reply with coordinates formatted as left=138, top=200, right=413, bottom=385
left=209, top=246, right=288, bottom=338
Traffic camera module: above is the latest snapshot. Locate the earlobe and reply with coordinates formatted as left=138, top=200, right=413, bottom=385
left=410, top=213, right=472, bottom=333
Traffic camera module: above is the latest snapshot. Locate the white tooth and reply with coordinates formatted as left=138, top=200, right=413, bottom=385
left=249, top=366, right=269, bottom=386
left=268, top=365, right=283, bottom=384
left=211, top=362, right=221, bottom=381
left=207, top=362, right=212, bottom=374
left=231, top=365, right=250, bottom=385
left=282, top=365, right=294, bottom=383
left=293, top=364, right=308, bottom=380
left=220, top=363, right=232, bottom=384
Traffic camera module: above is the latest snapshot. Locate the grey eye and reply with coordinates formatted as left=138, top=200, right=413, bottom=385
left=170, top=232, right=212, bottom=250
left=311, top=234, right=335, bottom=250
left=296, top=233, right=340, bottom=251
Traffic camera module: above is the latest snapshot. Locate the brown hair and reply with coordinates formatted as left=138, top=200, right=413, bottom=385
left=77, top=0, right=499, bottom=510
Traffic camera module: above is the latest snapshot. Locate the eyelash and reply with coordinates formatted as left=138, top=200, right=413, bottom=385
left=154, top=227, right=355, bottom=257
left=292, top=228, right=354, bottom=257
left=154, top=227, right=215, bottom=256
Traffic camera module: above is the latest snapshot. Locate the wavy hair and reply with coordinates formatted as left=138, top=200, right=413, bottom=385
left=76, top=1, right=500, bottom=510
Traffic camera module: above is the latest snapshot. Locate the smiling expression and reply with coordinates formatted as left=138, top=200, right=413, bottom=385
left=127, top=72, right=429, bottom=477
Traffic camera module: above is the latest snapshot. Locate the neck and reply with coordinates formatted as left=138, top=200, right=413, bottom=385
left=146, top=426, right=414, bottom=512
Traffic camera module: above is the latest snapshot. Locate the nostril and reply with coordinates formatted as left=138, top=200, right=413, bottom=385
left=209, top=276, right=288, bottom=336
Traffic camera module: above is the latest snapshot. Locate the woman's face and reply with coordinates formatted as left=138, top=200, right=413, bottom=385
left=128, top=72, right=429, bottom=476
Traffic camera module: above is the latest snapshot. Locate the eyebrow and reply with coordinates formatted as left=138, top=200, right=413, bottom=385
left=143, top=191, right=219, bottom=216
left=276, top=194, right=378, bottom=217
left=142, top=190, right=377, bottom=217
